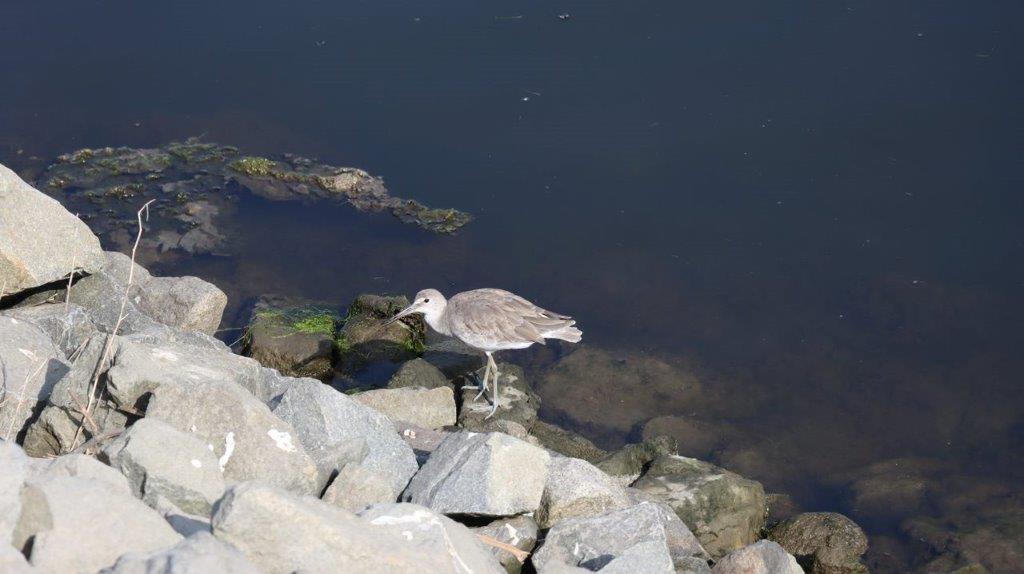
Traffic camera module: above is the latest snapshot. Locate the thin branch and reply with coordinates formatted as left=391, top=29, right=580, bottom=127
left=474, top=533, right=529, bottom=562
left=3, top=358, right=48, bottom=441
left=68, top=429, right=122, bottom=455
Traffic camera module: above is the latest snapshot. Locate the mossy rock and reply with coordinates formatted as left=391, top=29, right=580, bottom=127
left=242, top=296, right=340, bottom=380
left=530, top=420, right=607, bottom=463
left=335, top=294, right=426, bottom=374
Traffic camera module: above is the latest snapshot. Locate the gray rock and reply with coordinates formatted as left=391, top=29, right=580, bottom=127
left=632, top=455, right=766, bottom=559
left=393, top=422, right=452, bottom=465
left=69, top=272, right=166, bottom=336
left=530, top=420, right=607, bottom=463
left=595, top=435, right=678, bottom=486
left=321, top=461, right=397, bottom=512
left=13, top=475, right=181, bottom=573
left=248, top=368, right=319, bottom=407
left=102, top=418, right=226, bottom=516
left=0, top=162, right=105, bottom=296
left=388, top=357, right=452, bottom=390
left=152, top=496, right=212, bottom=538
left=359, top=503, right=506, bottom=574
left=273, top=382, right=418, bottom=499
left=27, top=453, right=131, bottom=494
left=0, top=315, right=70, bottom=441
left=135, top=276, right=226, bottom=335
left=767, top=512, right=868, bottom=574
left=710, top=540, right=802, bottom=574
left=598, top=540, right=675, bottom=574
left=100, top=251, right=153, bottom=288
left=537, top=456, right=631, bottom=528
left=353, top=386, right=456, bottom=429
left=404, top=431, right=550, bottom=516
left=100, top=531, right=259, bottom=574
left=0, top=440, right=28, bottom=545
left=2, top=303, right=97, bottom=360
left=472, top=515, right=539, bottom=574
left=458, top=364, right=540, bottom=432
left=0, top=543, right=32, bottom=574
left=210, top=482, right=436, bottom=574
left=532, top=502, right=708, bottom=572
left=146, top=378, right=319, bottom=495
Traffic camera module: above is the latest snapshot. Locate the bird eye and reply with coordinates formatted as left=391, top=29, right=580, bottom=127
left=424, top=298, right=430, bottom=303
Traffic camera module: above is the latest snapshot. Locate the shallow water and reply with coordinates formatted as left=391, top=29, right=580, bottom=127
left=3, top=1, right=1023, bottom=570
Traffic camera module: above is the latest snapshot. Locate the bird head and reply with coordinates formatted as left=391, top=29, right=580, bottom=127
left=383, top=288, right=446, bottom=327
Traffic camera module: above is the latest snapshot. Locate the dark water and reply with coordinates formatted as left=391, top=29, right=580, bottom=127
left=3, top=1, right=1023, bottom=570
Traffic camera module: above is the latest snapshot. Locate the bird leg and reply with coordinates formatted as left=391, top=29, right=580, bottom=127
left=463, top=357, right=491, bottom=401
left=485, top=353, right=500, bottom=419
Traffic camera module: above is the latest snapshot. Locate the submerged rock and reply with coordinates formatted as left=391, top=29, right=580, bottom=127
left=768, top=512, right=869, bottom=574
left=529, top=420, right=607, bottom=463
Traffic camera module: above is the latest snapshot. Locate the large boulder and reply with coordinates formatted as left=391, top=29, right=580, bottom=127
left=146, top=378, right=319, bottom=495
left=100, top=531, right=259, bottom=574
left=359, top=503, right=505, bottom=574
left=710, top=540, right=803, bottom=574
left=272, top=382, right=418, bottom=500
left=353, top=386, right=456, bottom=429
left=596, top=540, right=676, bottom=574
left=2, top=303, right=97, bottom=360
left=336, top=294, right=425, bottom=373
left=0, top=315, right=70, bottom=441
left=531, top=502, right=708, bottom=572
left=768, top=512, right=869, bottom=574
left=459, top=363, right=541, bottom=432
left=536, top=456, right=631, bottom=528
left=403, top=432, right=550, bottom=516
left=0, top=440, right=28, bottom=545
left=12, top=475, right=181, bottom=572
left=241, top=297, right=338, bottom=380
left=633, top=455, right=766, bottom=558
left=102, top=418, right=226, bottom=516
left=134, top=275, right=226, bottom=336
left=530, top=420, right=607, bottom=463
left=472, top=515, right=539, bottom=574
left=0, top=162, right=105, bottom=296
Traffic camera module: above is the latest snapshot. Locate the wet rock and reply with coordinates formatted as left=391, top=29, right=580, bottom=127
left=359, top=503, right=505, bottom=573
left=272, top=381, right=418, bottom=500
left=632, top=455, right=766, bottom=559
left=768, top=512, right=868, bottom=574
left=642, top=415, right=736, bottom=460
left=471, top=515, right=539, bottom=574
left=241, top=297, right=338, bottom=380
left=336, top=294, right=425, bottom=373
left=459, top=363, right=540, bottom=432
left=0, top=315, right=70, bottom=441
left=403, top=432, right=550, bottom=516
left=146, top=378, right=319, bottom=495
left=537, top=347, right=703, bottom=443
left=845, top=457, right=935, bottom=523
left=710, top=540, right=803, bottom=574
left=766, top=493, right=802, bottom=525
left=595, top=435, right=678, bottom=486
left=0, top=440, right=28, bottom=544
left=100, top=531, right=259, bottom=574
left=529, top=420, right=607, bottom=463
left=388, top=357, right=452, bottom=390
left=27, top=453, right=131, bottom=494
left=353, top=386, right=456, bottom=429
left=0, top=162, right=105, bottom=296
left=13, top=475, right=181, bottom=573
left=102, top=418, right=226, bottom=516
left=536, top=456, right=631, bottom=528
left=211, top=482, right=435, bottom=573
left=2, top=303, right=97, bottom=359
left=531, top=502, right=708, bottom=572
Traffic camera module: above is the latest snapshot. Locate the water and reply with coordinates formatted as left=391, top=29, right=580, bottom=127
left=2, top=1, right=1022, bottom=570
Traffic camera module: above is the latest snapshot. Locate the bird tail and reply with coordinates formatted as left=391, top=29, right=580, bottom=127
left=545, top=324, right=582, bottom=343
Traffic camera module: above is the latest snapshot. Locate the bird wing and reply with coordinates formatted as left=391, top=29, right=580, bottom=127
left=447, top=289, right=575, bottom=348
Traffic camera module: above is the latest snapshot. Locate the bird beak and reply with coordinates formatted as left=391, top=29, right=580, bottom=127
left=382, top=302, right=421, bottom=327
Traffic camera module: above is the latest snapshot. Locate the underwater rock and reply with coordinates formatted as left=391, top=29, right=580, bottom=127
left=529, top=420, right=607, bottom=463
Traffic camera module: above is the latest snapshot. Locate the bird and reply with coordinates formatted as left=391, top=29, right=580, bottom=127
left=383, top=288, right=582, bottom=418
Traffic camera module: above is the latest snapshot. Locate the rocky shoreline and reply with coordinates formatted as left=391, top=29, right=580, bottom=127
left=1, top=162, right=871, bottom=573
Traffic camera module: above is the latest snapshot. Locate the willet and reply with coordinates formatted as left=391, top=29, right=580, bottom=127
left=384, top=288, right=582, bottom=417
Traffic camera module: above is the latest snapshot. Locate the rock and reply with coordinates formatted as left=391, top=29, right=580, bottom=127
left=2, top=303, right=97, bottom=360
left=211, top=482, right=440, bottom=573
left=642, top=416, right=736, bottom=460
left=241, top=297, right=338, bottom=380
left=595, top=435, right=678, bottom=486
left=102, top=418, right=226, bottom=516
left=135, top=275, right=226, bottom=335
left=272, top=382, right=418, bottom=499
left=388, top=357, right=452, bottom=390
left=845, top=458, right=934, bottom=523
left=27, top=453, right=131, bottom=494
left=530, top=420, right=607, bottom=463
left=336, top=294, right=424, bottom=373
left=321, top=462, right=397, bottom=512
left=0, top=162, right=105, bottom=296
left=404, top=432, right=550, bottom=516
left=146, top=378, right=319, bottom=495
left=100, top=531, right=259, bottom=574
left=13, top=475, right=181, bottom=573
left=353, top=386, right=456, bottom=429
left=472, top=515, right=539, bottom=574
left=537, top=347, right=702, bottom=443
left=459, top=363, right=541, bottom=432
left=0, top=315, right=70, bottom=441
left=768, top=512, right=868, bottom=574
left=394, top=422, right=451, bottom=465
left=632, top=455, right=766, bottom=559
left=531, top=502, right=708, bottom=572
left=66, top=272, right=166, bottom=336
left=359, top=503, right=505, bottom=573
left=0, top=544, right=32, bottom=574
left=0, top=440, right=28, bottom=545
left=536, top=456, right=631, bottom=528
left=710, top=540, right=803, bottom=574
left=597, top=540, right=675, bottom=574
left=766, top=493, right=802, bottom=525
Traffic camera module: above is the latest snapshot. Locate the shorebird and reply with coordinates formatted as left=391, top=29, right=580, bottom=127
left=384, top=288, right=582, bottom=417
